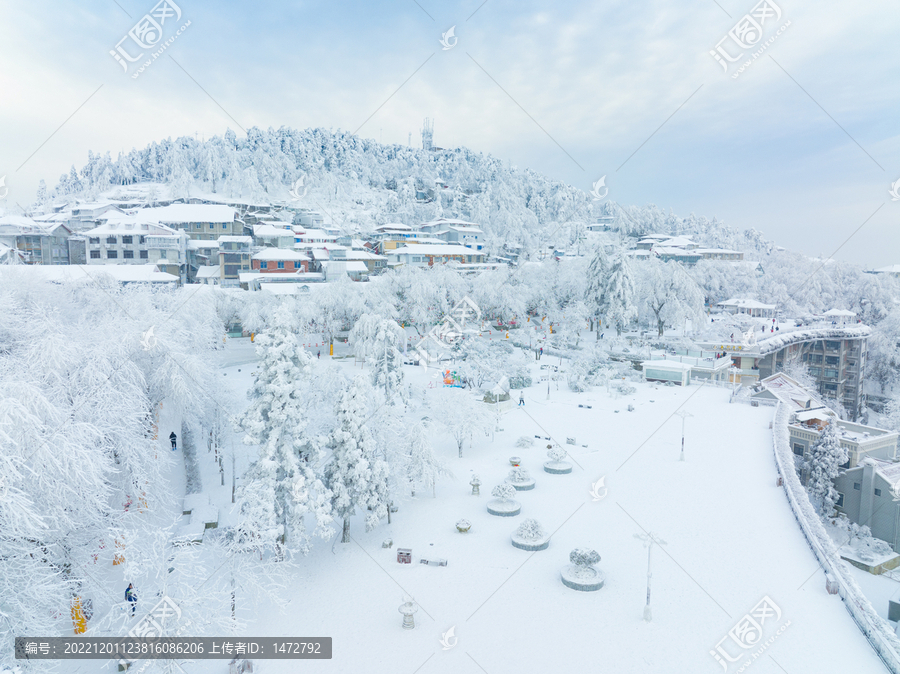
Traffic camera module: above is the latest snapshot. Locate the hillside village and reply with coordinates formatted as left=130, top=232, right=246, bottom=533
left=3, top=131, right=900, bottom=674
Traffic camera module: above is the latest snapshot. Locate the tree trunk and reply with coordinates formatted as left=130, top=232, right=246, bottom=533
left=458, top=441, right=464, bottom=458
left=658, top=319, right=664, bottom=337
left=342, top=517, right=351, bottom=543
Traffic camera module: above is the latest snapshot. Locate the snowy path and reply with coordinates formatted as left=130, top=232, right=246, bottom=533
left=170, top=344, right=887, bottom=674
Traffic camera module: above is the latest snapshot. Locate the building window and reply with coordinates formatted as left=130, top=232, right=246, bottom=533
left=106, top=236, right=117, bottom=244
left=90, top=250, right=101, bottom=259
left=824, top=369, right=839, bottom=379
left=792, top=443, right=804, bottom=456
left=89, top=237, right=100, bottom=244
left=412, top=256, right=421, bottom=262
left=824, top=383, right=837, bottom=391
left=223, top=224, right=227, bottom=229
left=122, top=236, right=133, bottom=244
left=107, top=250, right=117, bottom=259
left=140, top=250, right=148, bottom=259
left=836, top=493, right=844, bottom=508
left=825, top=341, right=841, bottom=350
left=853, top=482, right=861, bottom=490
left=277, top=261, right=285, bottom=269
left=809, top=367, right=821, bottom=377
left=825, top=356, right=839, bottom=365
left=875, top=488, right=882, bottom=497
left=210, top=224, right=215, bottom=229
left=123, top=250, right=134, bottom=259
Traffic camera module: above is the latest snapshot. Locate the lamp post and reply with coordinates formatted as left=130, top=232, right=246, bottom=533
left=674, top=410, right=693, bottom=462
left=634, top=532, right=666, bottom=622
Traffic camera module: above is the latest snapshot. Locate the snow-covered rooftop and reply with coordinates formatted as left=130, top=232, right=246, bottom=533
left=823, top=309, right=856, bottom=317
left=718, top=298, right=777, bottom=310
left=217, top=235, right=252, bottom=244
left=195, top=266, right=221, bottom=279
left=389, top=244, right=481, bottom=257
left=252, top=224, right=293, bottom=238
left=0, top=264, right=178, bottom=283
left=187, top=239, right=220, bottom=250
left=106, top=204, right=237, bottom=224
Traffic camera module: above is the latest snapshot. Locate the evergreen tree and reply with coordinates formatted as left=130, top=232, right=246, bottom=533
left=324, top=375, right=390, bottom=542
left=349, top=314, right=406, bottom=404
left=806, top=422, right=848, bottom=516
left=236, top=322, right=333, bottom=556
left=602, top=254, right=637, bottom=336
left=584, top=244, right=609, bottom=339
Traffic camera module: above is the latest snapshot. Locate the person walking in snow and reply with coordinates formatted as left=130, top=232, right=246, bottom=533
left=317, top=350, right=321, bottom=359
left=539, top=347, right=543, bottom=359
left=169, top=431, right=177, bottom=451
left=125, top=583, right=137, bottom=615
left=519, top=392, right=525, bottom=406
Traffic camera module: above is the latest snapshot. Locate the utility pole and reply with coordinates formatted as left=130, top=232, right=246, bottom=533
left=634, top=532, right=667, bottom=621
left=675, top=410, right=693, bottom=462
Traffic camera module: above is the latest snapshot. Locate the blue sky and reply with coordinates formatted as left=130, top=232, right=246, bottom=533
left=0, top=0, right=898, bottom=266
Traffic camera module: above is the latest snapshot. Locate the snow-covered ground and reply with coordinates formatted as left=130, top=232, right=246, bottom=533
left=84, top=337, right=887, bottom=674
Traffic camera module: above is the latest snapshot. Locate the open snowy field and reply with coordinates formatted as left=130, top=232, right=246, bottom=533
left=104, top=337, right=885, bottom=674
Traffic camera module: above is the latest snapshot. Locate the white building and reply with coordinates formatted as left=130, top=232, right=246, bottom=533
left=387, top=244, right=486, bottom=267
left=717, top=298, right=777, bottom=318
left=84, top=221, right=186, bottom=271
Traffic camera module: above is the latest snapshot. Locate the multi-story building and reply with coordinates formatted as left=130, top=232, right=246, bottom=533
left=0, top=216, right=73, bottom=264
left=758, top=336, right=868, bottom=420
left=84, top=221, right=184, bottom=270
left=104, top=205, right=240, bottom=241
left=250, top=248, right=310, bottom=273
left=218, top=236, right=252, bottom=286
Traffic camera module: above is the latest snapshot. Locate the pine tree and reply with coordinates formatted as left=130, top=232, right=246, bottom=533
left=236, top=322, right=333, bottom=556
left=324, top=375, right=391, bottom=542
left=806, top=422, right=848, bottom=516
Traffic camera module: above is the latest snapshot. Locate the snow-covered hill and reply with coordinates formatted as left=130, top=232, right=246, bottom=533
left=37, top=126, right=759, bottom=254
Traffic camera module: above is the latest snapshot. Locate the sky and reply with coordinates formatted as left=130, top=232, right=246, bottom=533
left=0, top=0, right=898, bottom=267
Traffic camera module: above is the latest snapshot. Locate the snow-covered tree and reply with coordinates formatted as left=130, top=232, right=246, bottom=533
left=404, top=421, right=450, bottom=497
left=349, top=313, right=407, bottom=404
left=430, top=387, right=494, bottom=458
left=602, top=254, right=637, bottom=336
left=806, top=422, right=848, bottom=516
left=236, top=320, right=333, bottom=556
left=637, top=258, right=704, bottom=336
left=324, top=375, right=391, bottom=542
left=584, top=245, right=610, bottom=339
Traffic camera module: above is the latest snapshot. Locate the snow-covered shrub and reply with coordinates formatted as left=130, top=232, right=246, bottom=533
left=492, top=483, right=517, bottom=501
left=515, top=435, right=535, bottom=449
left=615, top=382, right=636, bottom=396
left=547, top=446, right=568, bottom=462
left=569, top=548, right=601, bottom=577
left=515, top=519, right=546, bottom=541
left=567, top=345, right=609, bottom=392
left=508, top=468, right=531, bottom=483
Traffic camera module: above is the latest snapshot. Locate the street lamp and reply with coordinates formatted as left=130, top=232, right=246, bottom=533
left=634, top=532, right=667, bottom=622
left=674, top=410, right=693, bottom=462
